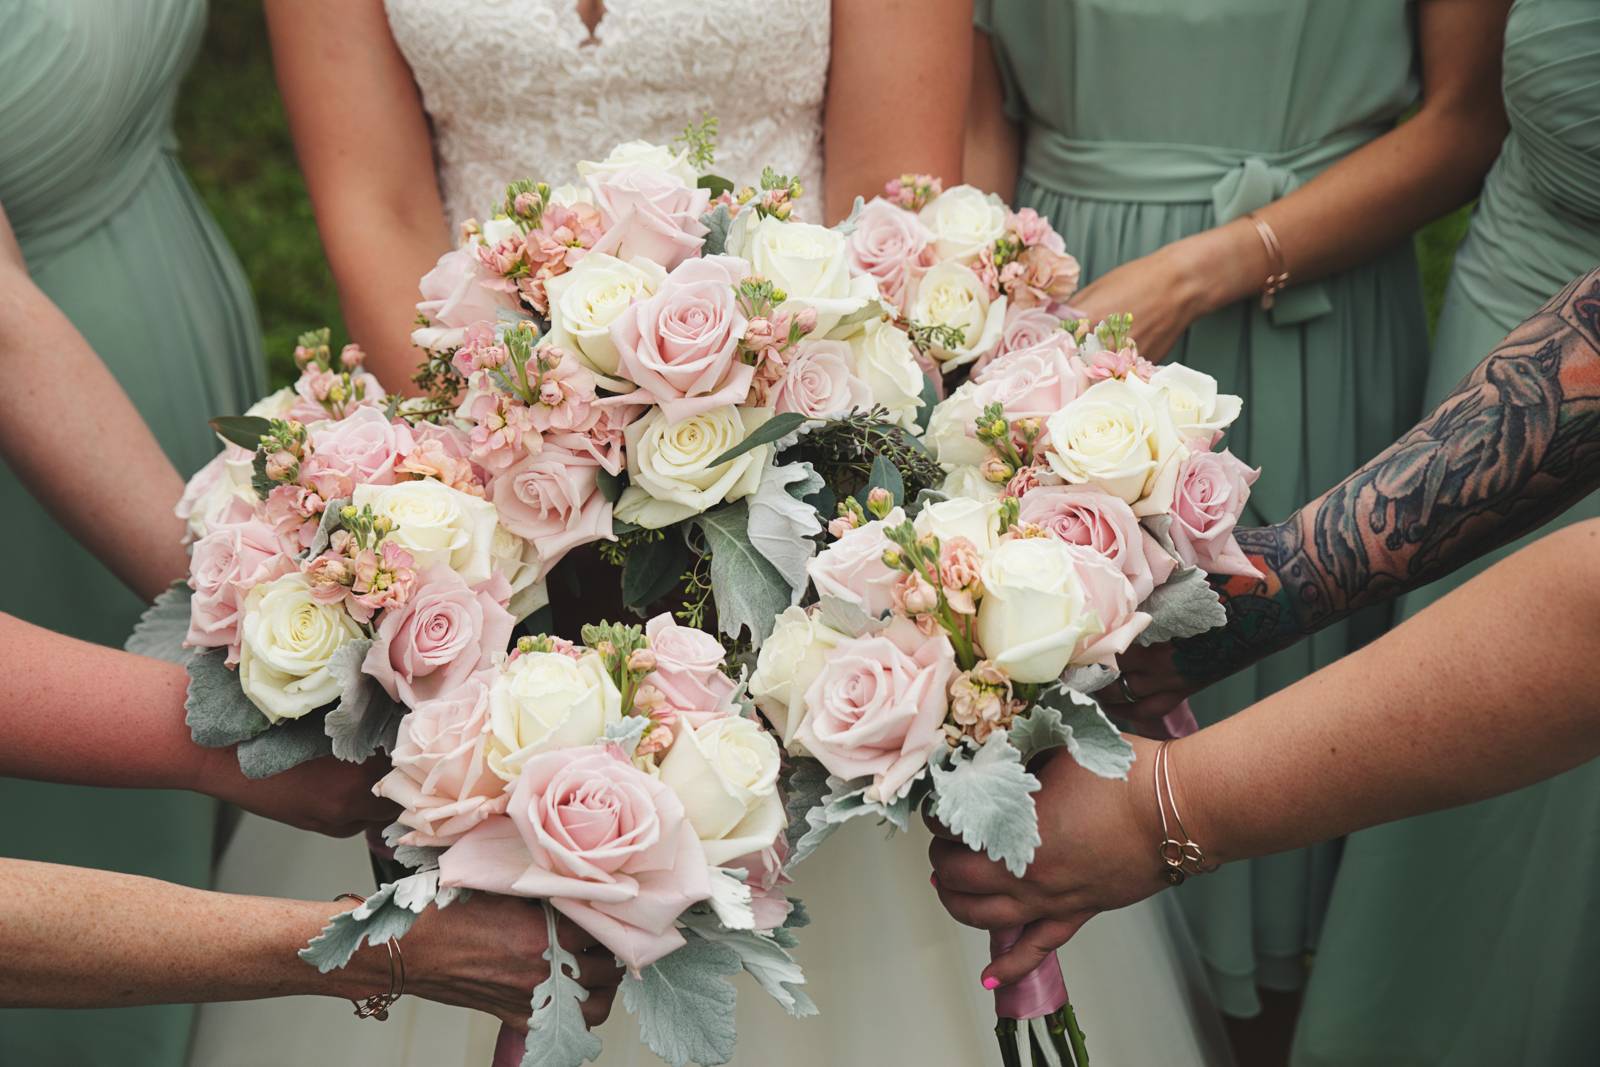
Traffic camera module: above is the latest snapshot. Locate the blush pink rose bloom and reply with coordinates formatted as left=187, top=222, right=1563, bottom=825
left=970, top=334, right=1090, bottom=421
left=588, top=167, right=711, bottom=271
left=726, top=838, right=793, bottom=933
left=300, top=406, right=415, bottom=501
left=373, top=673, right=509, bottom=847
left=1016, top=485, right=1176, bottom=602
left=611, top=256, right=754, bottom=421
left=973, top=305, right=1069, bottom=378
left=487, top=444, right=614, bottom=581
left=186, top=518, right=297, bottom=664
left=438, top=744, right=713, bottom=970
left=176, top=449, right=255, bottom=539
left=846, top=198, right=936, bottom=313
left=805, top=507, right=907, bottom=619
left=364, top=566, right=515, bottom=707
left=795, top=617, right=958, bottom=802
left=416, top=246, right=519, bottom=337
left=1168, top=449, right=1261, bottom=578
left=1062, top=544, right=1150, bottom=668
left=771, top=339, right=872, bottom=419
left=642, top=612, right=737, bottom=729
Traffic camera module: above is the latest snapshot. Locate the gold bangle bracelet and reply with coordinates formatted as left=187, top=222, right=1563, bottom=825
left=1153, top=741, right=1218, bottom=886
left=334, top=893, right=405, bottom=1021
left=1245, top=212, right=1290, bottom=310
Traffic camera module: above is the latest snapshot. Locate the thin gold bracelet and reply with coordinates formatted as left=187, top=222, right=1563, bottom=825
left=1153, top=741, right=1218, bottom=886
left=1245, top=212, right=1291, bottom=310
left=334, top=893, right=405, bottom=1021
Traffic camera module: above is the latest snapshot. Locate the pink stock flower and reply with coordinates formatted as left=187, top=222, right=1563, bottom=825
left=438, top=745, right=713, bottom=970
left=466, top=388, right=539, bottom=471
left=526, top=347, right=601, bottom=435
left=186, top=519, right=297, bottom=664
left=891, top=571, right=939, bottom=617
left=1167, top=450, right=1261, bottom=578
left=374, top=673, right=510, bottom=847
left=640, top=613, right=738, bottom=730
left=588, top=167, right=710, bottom=270
left=1007, top=208, right=1064, bottom=252
left=348, top=539, right=420, bottom=622
left=487, top=444, right=613, bottom=581
left=804, top=507, right=907, bottom=619
left=1017, top=485, right=1177, bottom=602
left=1083, top=345, right=1156, bottom=383
left=938, top=536, right=984, bottom=615
left=846, top=198, right=937, bottom=313
left=795, top=617, right=958, bottom=803
left=264, top=483, right=324, bottom=550
left=771, top=339, right=871, bottom=419
left=1000, top=245, right=1082, bottom=309
left=451, top=324, right=510, bottom=378
left=399, top=423, right=486, bottom=497
left=300, top=406, right=415, bottom=501
left=364, top=565, right=514, bottom=707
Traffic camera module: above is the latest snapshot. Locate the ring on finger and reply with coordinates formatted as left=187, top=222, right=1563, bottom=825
left=1116, top=675, right=1138, bottom=704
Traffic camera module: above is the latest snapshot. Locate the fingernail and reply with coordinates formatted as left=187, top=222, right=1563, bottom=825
left=982, top=976, right=1001, bottom=990
left=929, top=874, right=938, bottom=888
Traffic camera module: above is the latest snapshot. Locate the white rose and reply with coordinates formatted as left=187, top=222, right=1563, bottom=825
left=909, top=261, right=1007, bottom=368
left=577, top=139, right=700, bottom=187
left=544, top=252, right=666, bottom=382
left=1043, top=377, right=1188, bottom=516
left=940, top=465, right=1007, bottom=502
left=918, top=184, right=1008, bottom=263
left=1146, top=364, right=1243, bottom=443
left=244, top=386, right=297, bottom=421
left=845, top=318, right=927, bottom=430
left=733, top=214, right=875, bottom=335
left=925, top=381, right=990, bottom=469
left=352, top=479, right=500, bottom=585
left=480, top=216, right=520, bottom=247
left=749, top=606, right=846, bottom=750
left=914, top=497, right=1004, bottom=554
left=657, top=715, right=785, bottom=865
left=490, top=523, right=550, bottom=622
left=486, top=650, right=622, bottom=779
left=238, top=573, right=364, bottom=722
left=975, top=538, right=1100, bottom=684
left=548, top=183, right=595, bottom=207
left=614, top=405, right=771, bottom=529
left=177, top=450, right=256, bottom=541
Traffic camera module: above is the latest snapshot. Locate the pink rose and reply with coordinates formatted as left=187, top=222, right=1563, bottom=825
left=374, top=673, right=509, bottom=847
left=363, top=566, right=514, bottom=707
left=642, top=612, right=737, bottom=729
left=973, top=305, right=1066, bottom=378
left=1008, top=207, right=1065, bottom=253
left=1062, top=544, right=1150, bottom=668
left=726, top=838, right=792, bottom=933
left=186, top=518, right=297, bottom=663
left=487, top=444, right=613, bottom=581
left=1017, top=485, right=1176, bottom=602
left=611, top=256, right=754, bottom=421
left=300, top=406, right=415, bottom=500
left=1168, top=450, right=1261, bottom=578
left=588, top=167, right=710, bottom=271
left=771, top=339, right=871, bottom=419
left=970, top=334, right=1090, bottom=421
left=846, top=198, right=936, bottom=313
left=805, top=507, right=907, bottom=619
left=795, top=617, right=957, bottom=802
left=438, top=745, right=713, bottom=970
left=416, top=246, right=518, bottom=339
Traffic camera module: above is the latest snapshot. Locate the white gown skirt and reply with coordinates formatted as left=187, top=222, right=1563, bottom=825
left=192, top=814, right=1232, bottom=1067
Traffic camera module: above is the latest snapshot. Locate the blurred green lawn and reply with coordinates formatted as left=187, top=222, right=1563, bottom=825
left=176, top=0, right=1470, bottom=392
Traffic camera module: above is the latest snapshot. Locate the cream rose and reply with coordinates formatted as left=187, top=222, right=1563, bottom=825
left=176, top=449, right=257, bottom=541
left=489, top=524, right=550, bottom=622
left=733, top=213, right=875, bottom=335
left=918, top=184, right=1008, bottom=263
left=352, top=479, right=500, bottom=586
left=657, top=716, right=785, bottom=866
left=614, top=405, right=771, bottom=529
left=486, top=650, right=622, bottom=780
left=924, top=381, right=991, bottom=470
left=845, top=318, right=927, bottom=430
left=909, top=261, right=1007, bottom=368
left=237, top=573, right=364, bottom=722
left=577, top=139, right=701, bottom=187
left=913, top=497, right=1004, bottom=554
left=940, top=464, right=1007, bottom=502
left=1043, top=377, right=1187, bottom=516
left=975, top=537, right=1101, bottom=684
left=1146, top=364, right=1243, bottom=445
left=748, top=606, right=847, bottom=750
left=244, top=386, right=297, bottom=421
left=544, top=252, right=666, bottom=382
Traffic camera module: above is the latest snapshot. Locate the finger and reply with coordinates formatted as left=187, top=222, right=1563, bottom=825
left=575, top=948, right=625, bottom=989
left=552, top=914, right=600, bottom=953
left=921, top=806, right=959, bottom=841
left=580, top=986, right=617, bottom=1028
left=934, top=885, right=1032, bottom=930
left=981, top=917, right=1090, bottom=989
left=928, top=838, right=1022, bottom=896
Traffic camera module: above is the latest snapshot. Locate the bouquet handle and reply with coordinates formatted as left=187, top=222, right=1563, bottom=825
left=989, top=927, right=1089, bottom=1066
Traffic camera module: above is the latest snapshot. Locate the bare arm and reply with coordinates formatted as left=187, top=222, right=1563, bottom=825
left=824, top=0, right=972, bottom=221
left=930, top=519, right=1600, bottom=984
left=1075, top=0, right=1510, bottom=361
left=0, top=859, right=620, bottom=1028
left=0, top=206, right=190, bottom=601
left=265, top=0, right=447, bottom=392
left=963, top=28, right=1021, bottom=198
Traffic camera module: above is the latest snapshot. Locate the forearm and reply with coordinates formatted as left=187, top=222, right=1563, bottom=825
left=1178, top=521, right=1600, bottom=862
left=0, top=860, right=383, bottom=1008
left=1172, top=268, right=1600, bottom=682
left=327, top=224, right=446, bottom=393
left=963, top=29, right=1021, bottom=199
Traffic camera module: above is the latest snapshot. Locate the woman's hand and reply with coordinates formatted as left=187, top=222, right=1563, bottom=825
left=1101, top=645, right=1199, bottom=727
left=401, top=894, right=624, bottom=1030
left=196, top=750, right=397, bottom=838
left=927, top=740, right=1168, bottom=987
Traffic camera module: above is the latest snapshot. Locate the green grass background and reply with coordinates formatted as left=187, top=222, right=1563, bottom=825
left=174, top=0, right=1471, bottom=392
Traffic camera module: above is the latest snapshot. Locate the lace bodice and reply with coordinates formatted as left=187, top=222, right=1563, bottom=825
left=384, top=0, right=830, bottom=227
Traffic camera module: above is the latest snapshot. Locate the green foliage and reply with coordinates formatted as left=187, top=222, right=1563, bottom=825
left=185, top=648, right=271, bottom=748
left=789, top=407, right=943, bottom=503
left=209, top=415, right=273, bottom=451
left=929, top=732, right=1042, bottom=878
left=621, top=532, right=693, bottom=611
left=519, top=902, right=604, bottom=1067
left=125, top=584, right=195, bottom=665
left=704, top=411, right=809, bottom=467
left=621, top=934, right=743, bottom=1067
left=689, top=502, right=792, bottom=645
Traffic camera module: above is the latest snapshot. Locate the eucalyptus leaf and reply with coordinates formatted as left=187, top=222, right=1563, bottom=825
left=236, top=711, right=333, bottom=779
left=746, top=462, right=823, bottom=601
left=1137, top=566, right=1227, bottom=645
left=858, top=454, right=905, bottom=508
left=622, top=533, right=692, bottom=611
left=323, top=640, right=405, bottom=762
left=691, top=502, right=791, bottom=646
left=704, top=411, right=809, bottom=467
left=622, top=934, right=741, bottom=1067
left=126, top=583, right=194, bottom=665
left=185, top=648, right=271, bottom=748
left=929, top=732, right=1041, bottom=878
left=596, top=468, right=624, bottom=504
left=699, top=203, right=737, bottom=257
left=209, top=415, right=273, bottom=451
left=915, top=371, right=939, bottom=434
left=697, top=173, right=735, bottom=199
left=518, top=901, right=604, bottom=1067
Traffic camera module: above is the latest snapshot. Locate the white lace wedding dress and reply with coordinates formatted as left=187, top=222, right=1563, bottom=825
left=192, top=3, right=1233, bottom=1064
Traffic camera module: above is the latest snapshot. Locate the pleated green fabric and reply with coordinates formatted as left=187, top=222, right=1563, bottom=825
left=0, top=1, right=264, bottom=1063
left=1293, top=3, right=1600, bottom=1062
left=976, top=0, right=1431, bottom=1015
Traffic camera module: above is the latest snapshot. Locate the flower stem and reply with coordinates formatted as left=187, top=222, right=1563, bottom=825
left=995, top=1018, right=1025, bottom=1067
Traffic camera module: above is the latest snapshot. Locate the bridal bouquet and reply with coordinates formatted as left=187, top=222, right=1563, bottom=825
left=759, top=315, right=1258, bottom=1065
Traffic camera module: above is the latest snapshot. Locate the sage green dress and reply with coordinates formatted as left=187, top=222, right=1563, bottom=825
left=0, top=1, right=264, bottom=1062
left=977, top=0, right=1431, bottom=1017
left=1292, top=3, right=1600, bottom=1063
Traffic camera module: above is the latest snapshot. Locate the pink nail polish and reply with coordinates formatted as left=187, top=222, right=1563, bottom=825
left=982, top=976, right=1000, bottom=990
left=929, top=874, right=938, bottom=888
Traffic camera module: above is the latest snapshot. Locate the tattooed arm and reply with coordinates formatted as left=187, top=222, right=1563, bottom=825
left=1119, top=267, right=1600, bottom=715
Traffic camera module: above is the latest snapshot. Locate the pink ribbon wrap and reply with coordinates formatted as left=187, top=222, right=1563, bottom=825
left=492, top=1024, right=523, bottom=1067
left=989, top=927, right=1069, bottom=1020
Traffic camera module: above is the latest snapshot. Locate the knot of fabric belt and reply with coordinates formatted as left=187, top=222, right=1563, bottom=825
left=1210, top=157, right=1333, bottom=328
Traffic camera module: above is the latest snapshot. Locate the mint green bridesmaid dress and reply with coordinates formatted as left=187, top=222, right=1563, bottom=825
left=976, top=0, right=1431, bottom=1017
left=0, top=1, right=264, bottom=1062
left=1292, top=3, right=1600, bottom=1063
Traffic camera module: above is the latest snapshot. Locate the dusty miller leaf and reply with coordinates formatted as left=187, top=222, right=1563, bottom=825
left=815, top=594, right=888, bottom=638
left=929, top=732, right=1041, bottom=878
left=518, top=901, right=604, bottom=1067
left=622, top=933, right=742, bottom=1067
left=781, top=758, right=832, bottom=856
left=746, top=462, right=823, bottom=602
left=298, top=880, right=421, bottom=973
left=125, top=583, right=194, bottom=665
left=699, top=203, right=736, bottom=257
left=604, top=715, right=650, bottom=758
left=1137, top=566, right=1226, bottom=645
left=1028, top=686, right=1136, bottom=779
left=236, top=711, right=333, bottom=779
left=692, top=501, right=792, bottom=646
left=786, top=774, right=910, bottom=872
left=323, top=640, right=405, bottom=761
left=678, top=912, right=817, bottom=1020
left=185, top=648, right=271, bottom=748
left=305, top=497, right=352, bottom=560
